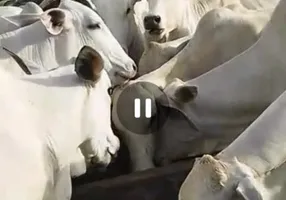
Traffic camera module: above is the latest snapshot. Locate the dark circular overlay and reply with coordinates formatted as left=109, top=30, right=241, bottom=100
left=115, top=81, right=171, bottom=135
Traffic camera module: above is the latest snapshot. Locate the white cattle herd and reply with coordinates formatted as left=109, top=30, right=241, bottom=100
left=0, top=0, right=285, bottom=199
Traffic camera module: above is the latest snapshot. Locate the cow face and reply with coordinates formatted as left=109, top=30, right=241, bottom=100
left=91, top=0, right=143, bottom=54
left=153, top=79, right=200, bottom=166
left=143, top=0, right=187, bottom=42
left=40, top=0, right=137, bottom=85
left=75, top=45, right=120, bottom=168
left=179, top=155, right=264, bottom=200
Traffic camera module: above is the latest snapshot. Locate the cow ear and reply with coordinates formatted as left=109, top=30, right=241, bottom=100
left=173, top=85, right=198, bottom=103
left=236, top=176, right=263, bottom=200
left=40, top=8, right=72, bottom=35
left=75, top=46, right=104, bottom=83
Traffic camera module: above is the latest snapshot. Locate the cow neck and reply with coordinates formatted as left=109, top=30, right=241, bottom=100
left=217, top=90, right=286, bottom=177
left=216, top=0, right=286, bottom=176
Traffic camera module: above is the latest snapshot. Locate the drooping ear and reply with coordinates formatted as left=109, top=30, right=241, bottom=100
left=39, top=0, right=61, bottom=11
left=40, top=8, right=71, bottom=35
left=173, top=85, right=198, bottom=103
left=236, top=176, right=263, bottom=200
left=75, top=46, right=104, bottom=83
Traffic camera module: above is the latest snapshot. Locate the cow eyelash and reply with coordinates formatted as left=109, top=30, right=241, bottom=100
left=87, top=23, right=101, bottom=30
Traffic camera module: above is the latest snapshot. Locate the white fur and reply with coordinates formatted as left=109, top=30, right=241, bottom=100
left=0, top=0, right=136, bottom=85
left=0, top=2, right=43, bottom=34
left=0, top=60, right=119, bottom=200
left=90, top=0, right=148, bottom=64
left=143, top=0, right=279, bottom=43
left=111, top=3, right=277, bottom=171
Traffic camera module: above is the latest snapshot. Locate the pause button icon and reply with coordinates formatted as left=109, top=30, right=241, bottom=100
left=134, top=98, right=152, bottom=118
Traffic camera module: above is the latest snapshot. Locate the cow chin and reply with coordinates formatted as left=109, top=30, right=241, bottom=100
left=145, top=30, right=167, bottom=43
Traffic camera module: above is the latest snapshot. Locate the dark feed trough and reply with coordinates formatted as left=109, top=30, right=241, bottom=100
left=71, top=128, right=199, bottom=200
left=71, top=158, right=195, bottom=200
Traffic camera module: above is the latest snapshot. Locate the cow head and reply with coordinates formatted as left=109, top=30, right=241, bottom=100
left=4, top=45, right=120, bottom=169
left=143, top=0, right=189, bottom=42
left=179, top=155, right=264, bottom=200
left=38, top=0, right=137, bottom=85
left=91, top=0, right=144, bottom=53
left=75, top=45, right=120, bottom=168
left=152, top=78, right=200, bottom=166
left=63, top=0, right=138, bottom=85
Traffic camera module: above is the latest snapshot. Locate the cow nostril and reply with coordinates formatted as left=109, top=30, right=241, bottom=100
left=154, top=16, right=161, bottom=24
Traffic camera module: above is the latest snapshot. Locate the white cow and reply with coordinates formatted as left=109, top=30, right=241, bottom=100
left=89, top=0, right=149, bottom=65
left=138, top=5, right=272, bottom=76
left=0, top=45, right=120, bottom=200
left=0, top=2, right=43, bottom=34
left=0, top=0, right=136, bottom=85
left=143, top=0, right=279, bottom=43
left=152, top=0, right=286, bottom=166
left=111, top=0, right=286, bottom=171
left=110, top=5, right=276, bottom=171
left=138, top=36, right=190, bottom=76
left=179, top=35, right=286, bottom=200
left=179, top=91, right=286, bottom=200
left=39, top=0, right=149, bottom=65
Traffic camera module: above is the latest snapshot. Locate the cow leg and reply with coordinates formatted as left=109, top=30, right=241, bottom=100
left=54, top=165, right=72, bottom=200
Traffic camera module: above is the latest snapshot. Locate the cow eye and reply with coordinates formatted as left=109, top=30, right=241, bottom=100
left=87, top=23, right=101, bottom=30
left=126, top=7, right=131, bottom=15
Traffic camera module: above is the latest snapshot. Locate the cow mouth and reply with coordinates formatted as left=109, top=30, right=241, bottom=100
left=148, top=28, right=164, bottom=35
left=116, top=71, right=136, bottom=80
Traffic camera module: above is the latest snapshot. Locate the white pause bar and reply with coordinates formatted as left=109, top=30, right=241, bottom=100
left=134, top=98, right=152, bottom=118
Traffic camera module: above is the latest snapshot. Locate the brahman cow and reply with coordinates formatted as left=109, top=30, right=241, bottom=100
left=110, top=0, right=286, bottom=171
left=179, top=90, right=286, bottom=200
left=143, top=0, right=279, bottom=43
left=138, top=36, right=190, bottom=76
left=38, top=0, right=149, bottom=65
left=0, top=0, right=136, bottom=85
left=0, top=45, right=119, bottom=200
left=179, top=24, right=286, bottom=199
left=138, top=4, right=272, bottom=76
left=153, top=0, right=286, bottom=165
left=88, top=0, right=148, bottom=65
